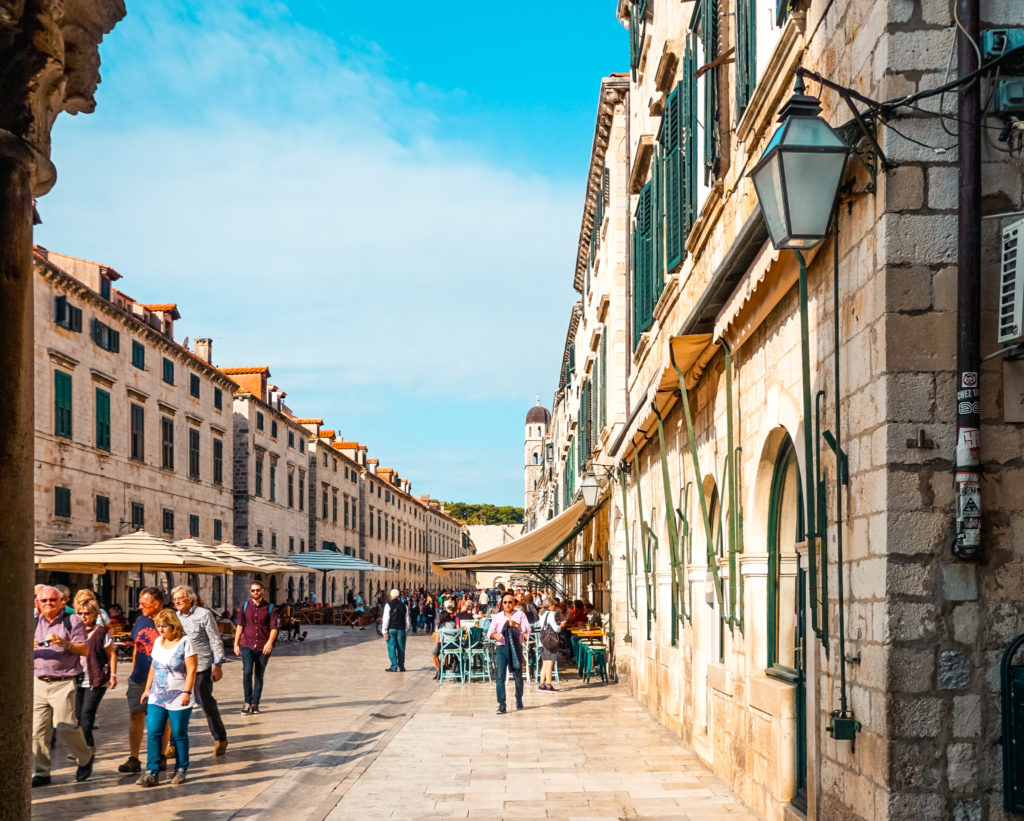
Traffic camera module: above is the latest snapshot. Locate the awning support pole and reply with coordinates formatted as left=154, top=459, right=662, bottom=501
left=677, top=482, right=693, bottom=623
left=620, top=467, right=637, bottom=627
left=673, top=362, right=724, bottom=611
left=796, top=250, right=824, bottom=646
left=630, top=451, right=655, bottom=640
left=654, top=407, right=682, bottom=644
left=724, top=343, right=739, bottom=632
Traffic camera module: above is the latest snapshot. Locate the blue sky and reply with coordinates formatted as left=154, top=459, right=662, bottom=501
left=38, top=1, right=624, bottom=506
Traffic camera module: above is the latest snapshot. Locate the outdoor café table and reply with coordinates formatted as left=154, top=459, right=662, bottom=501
left=337, top=610, right=358, bottom=626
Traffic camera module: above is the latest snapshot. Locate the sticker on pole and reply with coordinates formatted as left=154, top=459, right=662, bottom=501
left=956, top=428, right=980, bottom=465
left=961, top=372, right=978, bottom=388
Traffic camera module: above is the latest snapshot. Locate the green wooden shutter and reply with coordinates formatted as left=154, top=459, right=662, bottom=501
left=702, top=0, right=721, bottom=184
left=54, top=370, right=72, bottom=439
left=652, top=144, right=665, bottom=303
left=599, top=332, right=608, bottom=431
left=663, top=85, right=683, bottom=271
left=633, top=183, right=654, bottom=338
left=95, top=388, right=111, bottom=451
left=684, top=36, right=699, bottom=239
left=735, top=0, right=757, bottom=118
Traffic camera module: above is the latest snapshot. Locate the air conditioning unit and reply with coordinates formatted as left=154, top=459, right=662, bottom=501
left=998, top=217, right=1024, bottom=345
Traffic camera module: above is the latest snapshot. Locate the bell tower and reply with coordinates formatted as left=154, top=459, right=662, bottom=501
left=524, top=396, right=551, bottom=513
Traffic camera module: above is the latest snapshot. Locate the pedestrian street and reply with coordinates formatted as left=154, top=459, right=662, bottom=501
left=32, top=627, right=757, bottom=820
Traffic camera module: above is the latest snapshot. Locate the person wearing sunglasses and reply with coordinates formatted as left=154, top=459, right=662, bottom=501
left=233, top=581, right=279, bottom=715
left=31, top=586, right=94, bottom=788
left=487, top=594, right=531, bottom=714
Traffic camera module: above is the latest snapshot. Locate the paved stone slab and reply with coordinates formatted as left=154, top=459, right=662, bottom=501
left=31, top=629, right=758, bottom=820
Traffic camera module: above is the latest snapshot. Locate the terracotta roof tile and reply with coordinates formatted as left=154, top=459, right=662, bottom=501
left=335, top=441, right=360, bottom=448
left=293, top=418, right=323, bottom=424
left=219, top=366, right=270, bottom=375
left=318, top=430, right=336, bottom=438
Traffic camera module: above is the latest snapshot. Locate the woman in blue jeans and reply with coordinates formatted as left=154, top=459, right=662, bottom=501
left=138, top=609, right=197, bottom=787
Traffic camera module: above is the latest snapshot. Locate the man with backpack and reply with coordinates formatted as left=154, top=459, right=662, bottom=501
left=233, top=580, right=280, bottom=715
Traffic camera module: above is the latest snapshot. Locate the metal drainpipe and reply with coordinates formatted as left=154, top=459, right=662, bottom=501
left=953, top=0, right=982, bottom=560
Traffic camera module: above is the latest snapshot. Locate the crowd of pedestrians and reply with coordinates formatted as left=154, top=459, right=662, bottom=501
left=30, top=580, right=599, bottom=791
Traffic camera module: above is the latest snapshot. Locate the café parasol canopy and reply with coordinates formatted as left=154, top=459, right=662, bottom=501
left=211, top=543, right=310, bottom=574
left=37, top=531, right=227, bottom=574
left=173, top=538, right=267, bottom=574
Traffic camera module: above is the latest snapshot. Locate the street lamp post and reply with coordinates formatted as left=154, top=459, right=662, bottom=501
left=749, top=74, right=859, bottom=743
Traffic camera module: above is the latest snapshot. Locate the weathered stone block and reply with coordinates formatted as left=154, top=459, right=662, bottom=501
left=953, top=694, right=982, bottom=738
left=890, top=695, right=943, bottom=737
left=927, top=165, right=958, bottom=211
left=885, top=372, right=936, bottom=421
left=884, top=310, right=956, bottom=371
left=886, top=560, right=932, bottom=597
left=952, top=602, right=979, bottom=643
left=886, top=165, right=924, bottom=212
left=887, top=602, right=939, bottom=642
left=938, top=650, right=970, bottom=690
left=889, top=646, right=936, bottom=693
left=954, top=799, right=983, bottom=821
left=888, top=790, right=946, bottom=820
left=946, top=742, right=977, bottom=791
left=943, top=564, right=979, bottom=602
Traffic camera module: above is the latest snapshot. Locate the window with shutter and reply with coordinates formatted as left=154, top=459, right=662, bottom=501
left=95, top=495, right=110, bottom=523
left=632, top=183, right=655, bottom=344
left=162, top=357, right=174, bottom=385
left=54, top=487, right=71, bottom=518
left=599, top=332, right=608, bottom=431
left=95, top=388, right=111, bottom=451
left=213, top=438, right=223, bottom=485
left=629, top=0, right=649, bottom=75
left=161, top=417, right=174, bottom=470
left=662, top=85, right=684, bottom=272
left=132, top=341, right=145, bottom=370
left=684, top=36, right=699, bottom=237
left=698, top=0, right=722, bottom=184
left=735, top=0, right=757, bottom=119
left=130, top=404, right=145, bottom=462
left=54, top=370, right=72, bottom=439
left=188, top=427, right=200, bottom=479
left=189, top=514, right=199, bottom=538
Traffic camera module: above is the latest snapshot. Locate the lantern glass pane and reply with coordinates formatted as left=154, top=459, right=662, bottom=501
left=751, top=151, right=789, bottom=247
left=780, top=150, right=847, bottom=238
left=780, top=116, right=847, bottom=149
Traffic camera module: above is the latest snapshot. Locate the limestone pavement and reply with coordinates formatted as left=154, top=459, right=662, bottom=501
left=31, top=627, right=758, bottom=820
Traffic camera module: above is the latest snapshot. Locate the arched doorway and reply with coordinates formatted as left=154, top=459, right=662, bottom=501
left=299, top=577, right=305, bottom=601
left=269, top=576, right=278, bottom=604
left=767, top=436, right=807, bottom=811
left=331, top=577, right=337, bottom=604
left=287, top=577, right=295, bottom=602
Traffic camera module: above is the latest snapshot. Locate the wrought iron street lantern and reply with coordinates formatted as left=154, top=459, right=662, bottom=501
left=750, top=76, right=851, bottom=250
left=580, top=471, right=602, bottom=507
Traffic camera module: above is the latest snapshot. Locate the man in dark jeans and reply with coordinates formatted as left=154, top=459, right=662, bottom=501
left=381, top=589, right=411, bottom=672
left=173, top=585, right=228, bottom=754
left=233, top=581, right=280, bottom=714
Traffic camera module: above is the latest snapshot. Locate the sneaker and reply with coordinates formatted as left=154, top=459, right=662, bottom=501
left=241, top=703, right=252, bottom=715
left=118, top=756, right=142, bottom=774
left=548, top=685, right=559, bottom=692
left=251, top=704, right=261, bottom=714
left=213, top=740, right=229, bottom=756
left=136, top=771, right=159, bottom=788
left=496, top=707, right=507, bottom=714
left=170, top=768, right=187, bottom=785
left=31, top=775, right=52, bottom=788
left=75, top=754, right=95, bottom=782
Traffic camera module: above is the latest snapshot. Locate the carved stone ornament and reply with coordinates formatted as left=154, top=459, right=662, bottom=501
left=0, top=0, right=125, bottom=194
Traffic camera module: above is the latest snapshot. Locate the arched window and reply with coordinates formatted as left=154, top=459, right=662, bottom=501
left=212, top=576, right=223, bottom=610
left=299, top=577, right=306, bottom=601
left=269, top=576, right=278, bottom=604
left=533, top=453, right=539, bottom=465
left=768, top=437, right=804, bottom=675
left=287, top=577, right=295, bottom=602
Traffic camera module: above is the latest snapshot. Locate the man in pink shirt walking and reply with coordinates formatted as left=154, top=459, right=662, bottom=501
left=488, top=592, right=531, bottom=714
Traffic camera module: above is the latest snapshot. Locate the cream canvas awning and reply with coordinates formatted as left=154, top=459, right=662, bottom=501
left=38, top=531, right=227, bottom=573
left=623, top=334, right=718, bottom=459
left=433, top=500, right=591, bottom=576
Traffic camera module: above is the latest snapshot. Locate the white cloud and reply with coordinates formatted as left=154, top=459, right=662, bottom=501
left=40, top=1, right=582, bottom=501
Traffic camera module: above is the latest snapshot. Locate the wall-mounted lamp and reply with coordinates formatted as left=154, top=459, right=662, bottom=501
left=750, top=75, right=851, bottom=250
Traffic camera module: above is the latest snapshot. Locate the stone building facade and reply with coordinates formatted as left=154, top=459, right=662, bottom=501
left=33, top=248, right=237, bottom=610
left=223, top=366, right=316, bottom=602
left=540, top=1, right=1024, bottom=820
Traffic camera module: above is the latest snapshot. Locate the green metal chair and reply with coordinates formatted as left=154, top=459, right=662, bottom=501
left=438, top=628, right=465, bottom=684
left=465, top=626, right=491, bottom=682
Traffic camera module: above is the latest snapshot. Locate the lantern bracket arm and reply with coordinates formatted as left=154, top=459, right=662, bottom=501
left=795, top=68, right=894, bottom=176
